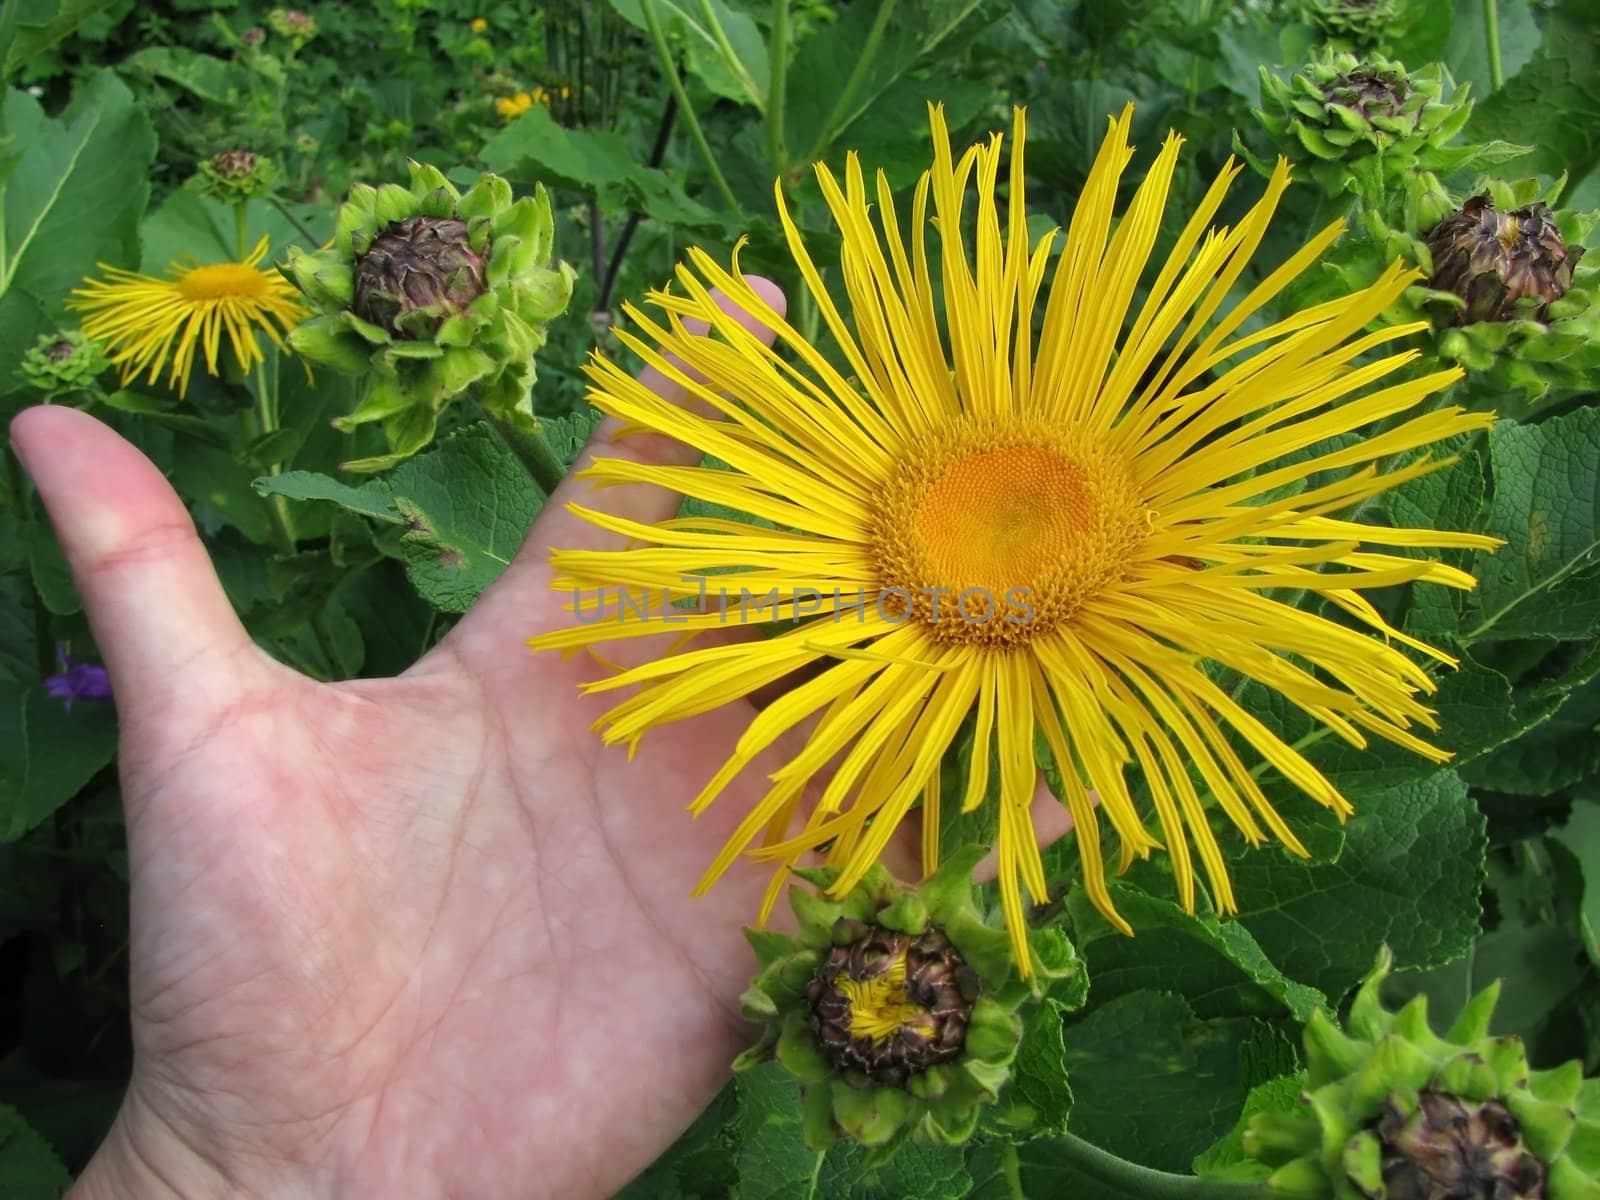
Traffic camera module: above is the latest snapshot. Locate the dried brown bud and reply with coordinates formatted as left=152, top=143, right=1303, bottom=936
left=211, top=149, right=259, bottom=179
left=353, top=216, right=488, bottom=339
left=1375, top=1091, right=1547, bottom=1199
left=805, top=922, right=977, bottom=1086
left=1426, top=194, right=1583, bottom=324
left=1322, top=66, right=1409, bottom=120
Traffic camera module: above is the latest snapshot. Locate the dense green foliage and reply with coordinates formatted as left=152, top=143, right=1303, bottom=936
left=2, top=0, right=1598, bottom=1196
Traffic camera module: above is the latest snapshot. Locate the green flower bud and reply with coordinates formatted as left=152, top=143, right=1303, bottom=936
left=267, top=7, right=316, bottom=44
left=194, top=149, right=281, bottom=206
left=1244, top=52, right=1509, bottom=209
left=1241, top=948, right=1600, bottom=1200
left=734, top=850, right=1082, bottom=1153
left=18, top=330, right=110, bottom=400
left=1299, top=0, right=1402, bottom=50
left=284, top=160, right=575, bottom=472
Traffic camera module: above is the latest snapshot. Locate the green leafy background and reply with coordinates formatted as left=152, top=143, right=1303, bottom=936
left=2, top=0, right=1599, bottom=1196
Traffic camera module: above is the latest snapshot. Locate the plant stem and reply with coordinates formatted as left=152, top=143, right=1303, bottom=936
left=271, top=197, right=320, bottom=246
left=697, top=0, right=765, bottom=108
left=766, top=0, right=789, bottom=171
left=1047, top=1133, right=1267, bottom=1200
left=639, top=0, right=741, bottom=212
left=1484, top=0, right=1504, bottom=90
left=804, top=0, right=896, bottom=164
left=234, top=200, right=250, bottom=260
left=251, top=361, right=298, bottom=557
left=1001, top=1143, right=1027, bottom=1200
left=484, top=412, right=568, bottom=496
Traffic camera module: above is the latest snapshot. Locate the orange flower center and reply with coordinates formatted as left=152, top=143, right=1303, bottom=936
left=871, top=418, right=1149, bottom=644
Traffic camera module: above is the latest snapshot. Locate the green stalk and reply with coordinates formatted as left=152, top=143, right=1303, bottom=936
left=1001, top=1143, right=1026, bottom=1200
left=697, top=0, right=764, bottom=109
left=804, top=0, right=897, bottom=164
left=484, top=411, right=569, bottom=496
left=1045, top=1133, right=1267, bottom=1200
left=640, top=0, right=741, bottom=212
left=234, top=200, right=251, bottom=260
left=766, top=0, right=790, bottom=172
left=1484, top=0, right=1504, bottom=91
left=251, top=360, right=297, bottom=556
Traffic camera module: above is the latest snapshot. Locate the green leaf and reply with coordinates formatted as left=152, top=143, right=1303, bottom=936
left=538, top=406, right=607, bottom=468
left=0, top=70, right=154, bottom=396
left=1067, top=883, right=1327, bottom=1022
left=985, top=998, right=1074, bottom=1140
left=1191, top=1074, right=1304, bottom=1180
left=1552, top=797, right=1600, bottom=967
left=1230, top=771, right=1486, bottom=1000
left=1467, top=409, right=1600, bottom=645
left=615, top=1083, right=739, bottom=1200
left=385, top=423, right=539, bottom=613
left=171, top=440, right=275, bottom=545
left=735, top=1063, right=823, bottom=1200
left=817, top=1141, right=971, bottom=1200
left=782, top=0, right=989, bottom=163
left=1061, top=990, right=1256, bottom=1171
left=120, top=45, right=251, bottom=106
left=1470, top=6, right=1600, bottom=185
left=26, top=521, right=76, bottom=616
left=0, top=684, right=118, bottom=843
left=1460, top=671, right=1600, bottom=797
left=609, top=0, right=769, bottom=108
left=0, top=0, right=121, bottom=80
left=0, top=1103, right=72, bottom=1199
left=479, top=110, right=729, bottom=238
left=254, top=471, right=403, bottom=525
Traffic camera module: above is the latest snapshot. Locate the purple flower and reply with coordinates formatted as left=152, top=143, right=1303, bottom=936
left=44, top=646, right=112, bottom=713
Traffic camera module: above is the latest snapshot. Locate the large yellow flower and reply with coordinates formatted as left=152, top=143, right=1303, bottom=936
left=533, top=105, right=1500, bottom=973
left=69, top=235, right=305, bottom=399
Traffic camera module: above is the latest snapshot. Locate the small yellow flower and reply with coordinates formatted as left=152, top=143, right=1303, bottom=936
left=68, top=236, right=305, bottom=399
left=469, top=16, right=488, bottom=32
left=496, top=91, right=533, bottom=121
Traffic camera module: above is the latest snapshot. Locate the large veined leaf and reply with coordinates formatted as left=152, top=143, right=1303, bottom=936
left=0, top=68, right=153, bottom=401
left=0, top=0, right=121, bottom=80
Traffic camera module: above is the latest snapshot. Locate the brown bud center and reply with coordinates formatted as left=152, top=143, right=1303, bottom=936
left=806, top=922, right=977, bottom=1086
left=45, top=339, right=77, bottom=363
left=1425, top=194, right=1583, bottom=324
left=1323, top=67, right=1410, bottom=120
left=1375, top=1091, right=1546, bottom=1199
left=212, top=149, right=259, bottom=179
left=353, top=215, right=488, bottom=339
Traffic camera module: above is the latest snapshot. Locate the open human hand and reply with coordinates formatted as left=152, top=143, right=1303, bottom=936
left=17, top=279, right=1067, bottom=1200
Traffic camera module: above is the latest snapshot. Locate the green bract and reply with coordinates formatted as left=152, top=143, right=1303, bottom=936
left=18, top=330, right=110, bottom=401
left=195, top=149, right=280, bottom=206
left=285, top=161, right=575, bottom=472
left=734, top=850, right=1082, bottom=1156
left=1242, top=949, right=1600, bottom=1199
left=1246, top=52, right=1496, bottom=207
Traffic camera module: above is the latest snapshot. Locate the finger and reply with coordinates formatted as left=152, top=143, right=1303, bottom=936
left=9, top=405, right=265, bottom=718
left=530, top=275, right=786, bottom=555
